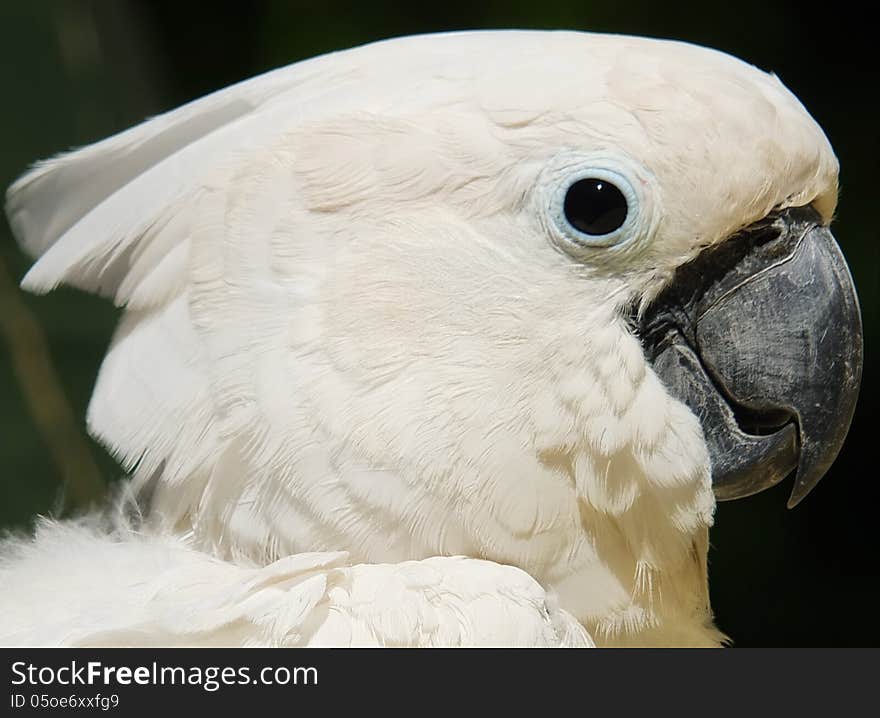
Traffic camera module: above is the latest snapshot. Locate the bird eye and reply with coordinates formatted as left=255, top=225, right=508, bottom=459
left=563, top=178, right=628, bottom=236
left=539, top=153, right=654, bottom=256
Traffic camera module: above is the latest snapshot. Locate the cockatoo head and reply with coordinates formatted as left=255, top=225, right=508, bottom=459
left=6, top=31, right=862, bottom=646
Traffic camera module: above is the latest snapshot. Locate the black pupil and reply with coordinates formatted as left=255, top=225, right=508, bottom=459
left=563, top=178, right=628, bottom=235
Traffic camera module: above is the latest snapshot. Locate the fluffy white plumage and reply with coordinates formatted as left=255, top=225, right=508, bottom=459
left=2, top=30, right=837, bottom=647
left=0, top=517, right=590, bottom=647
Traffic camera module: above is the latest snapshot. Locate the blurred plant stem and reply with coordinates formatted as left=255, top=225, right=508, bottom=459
left=0, top=253, right=104, bottom=512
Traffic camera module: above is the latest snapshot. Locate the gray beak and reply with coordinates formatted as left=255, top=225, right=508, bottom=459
left=638, top=206, right=863, bottom=507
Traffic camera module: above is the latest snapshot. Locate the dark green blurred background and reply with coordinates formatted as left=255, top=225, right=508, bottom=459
left=1, top=2, right=876, bottom=646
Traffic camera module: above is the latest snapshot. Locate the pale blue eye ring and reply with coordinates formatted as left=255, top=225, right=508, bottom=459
left=549, top=166, right=641, bottom=249
left=536, top=151, right=661, bottom=262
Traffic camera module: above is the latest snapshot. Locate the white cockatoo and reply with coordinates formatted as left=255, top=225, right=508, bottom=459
left=0, top=30, right=862, bottom=648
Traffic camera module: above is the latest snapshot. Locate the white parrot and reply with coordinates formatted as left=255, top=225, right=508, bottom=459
left=0, top=30, right=862, bottom=647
